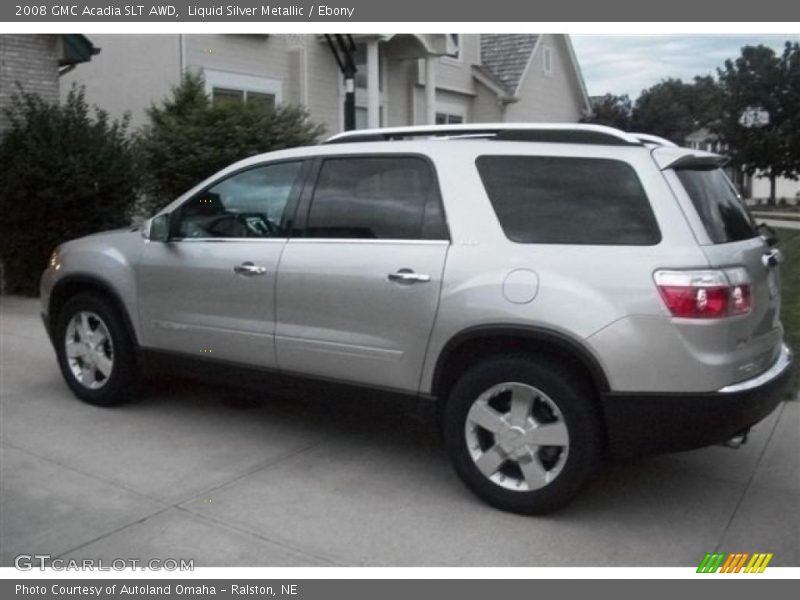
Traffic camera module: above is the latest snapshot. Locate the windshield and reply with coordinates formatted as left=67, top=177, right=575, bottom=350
left=674, top=167, right=757, bottom=244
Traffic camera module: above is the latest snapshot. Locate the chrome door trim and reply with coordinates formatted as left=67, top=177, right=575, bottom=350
left=168, top=237, right=289, bottom=244
left=152, top=319, right=275, bottom=338
left=275, top=334, right=405, bottom=360
left=286, top=239, right=450, bottom=246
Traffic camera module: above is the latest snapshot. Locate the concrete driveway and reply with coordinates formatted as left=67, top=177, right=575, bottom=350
left=1, top=295, right=797, bottom=567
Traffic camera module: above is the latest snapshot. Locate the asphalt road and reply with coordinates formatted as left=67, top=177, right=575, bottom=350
left=1, top=295, right=797, bottom=567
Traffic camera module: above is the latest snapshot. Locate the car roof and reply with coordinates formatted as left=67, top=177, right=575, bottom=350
left=208, top=123, right=725, bottom=181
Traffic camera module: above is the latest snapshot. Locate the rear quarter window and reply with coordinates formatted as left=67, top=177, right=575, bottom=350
left=674, top=167, right=757, bottom=244
left=476, top=155, right=661, bottom=245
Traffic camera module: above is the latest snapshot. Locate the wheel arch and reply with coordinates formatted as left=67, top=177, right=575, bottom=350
left=431, top=324, right=610, bottom=402
left=48, top=275, right=140, bottom=348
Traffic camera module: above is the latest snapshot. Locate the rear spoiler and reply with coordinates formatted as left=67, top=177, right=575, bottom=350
left=652, top=147, right=729, bottom=170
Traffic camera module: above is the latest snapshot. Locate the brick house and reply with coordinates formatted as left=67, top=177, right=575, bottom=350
left=0, top=34, right=98, bottom=137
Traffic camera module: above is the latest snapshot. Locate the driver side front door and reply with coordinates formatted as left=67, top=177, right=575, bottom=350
left=137, top=160, right=306, bottom=368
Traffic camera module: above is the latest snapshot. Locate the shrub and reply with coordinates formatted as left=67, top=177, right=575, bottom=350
left=0, top=86, right=140, bottom=296
left=138, top=72, right=325, bottom=213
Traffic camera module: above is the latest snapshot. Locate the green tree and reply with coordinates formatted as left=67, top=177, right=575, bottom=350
left=0, top=86, right=140, bottom=296
left=582, top=93, right=633, bottom=130
left=715, top=43, right=800, bottom=204
left=780, top=42, right=800, bottom=193
left=139, top=72, right=325, bottom=212
left=631, top=76, right=722, bottom=144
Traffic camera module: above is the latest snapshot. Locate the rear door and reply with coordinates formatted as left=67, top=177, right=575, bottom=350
left=664, top=162, right=783, bottom=377
left=274, top=154, right=449, bottom=392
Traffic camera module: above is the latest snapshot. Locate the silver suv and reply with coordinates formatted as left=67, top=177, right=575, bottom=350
left=40, top=124, right=793, bottom=514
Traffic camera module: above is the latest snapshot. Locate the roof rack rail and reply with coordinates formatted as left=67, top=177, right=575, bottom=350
left=631, top=133, right=678, bottom=147
left=323, top=123, right=643, bottom=147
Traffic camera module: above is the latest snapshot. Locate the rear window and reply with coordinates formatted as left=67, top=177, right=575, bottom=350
left=475, top=156, right=660, bottom=245
left=674, top=168, right=757, bottom=244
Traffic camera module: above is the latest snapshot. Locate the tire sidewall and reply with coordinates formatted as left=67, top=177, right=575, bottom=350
left=54, top=293, right=136, bottom=406
left=444, top=356, right=602, bottom=514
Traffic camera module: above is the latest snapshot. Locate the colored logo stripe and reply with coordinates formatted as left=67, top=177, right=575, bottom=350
left=745, top=553, right=773, bottom=573
left=697, top=553, right=726, bottom=573
left=697, top=552, right=773, bottom=573
left=720, top=553, right=749, bottom=573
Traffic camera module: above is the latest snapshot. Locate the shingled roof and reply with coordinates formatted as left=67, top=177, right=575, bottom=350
left=480, top=34, right=540, bottom=95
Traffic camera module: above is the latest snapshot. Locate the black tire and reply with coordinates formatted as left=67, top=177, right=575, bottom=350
left=54, top=292, right=138, bottom=406
left=443, top=354, right=602, bottom=514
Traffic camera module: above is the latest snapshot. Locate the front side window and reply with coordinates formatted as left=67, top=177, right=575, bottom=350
left=476, top=155, right=661, bottom=245
left=305, top=157, right=447, bottom=240
left=674, top=167, right=757, bottom=244
left=176, top=162, right=303, bottom=239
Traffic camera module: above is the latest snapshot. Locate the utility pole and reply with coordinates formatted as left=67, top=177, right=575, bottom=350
left=325, top=34, right=358, bottom=131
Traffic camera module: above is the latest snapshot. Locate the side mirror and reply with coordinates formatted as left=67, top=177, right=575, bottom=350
left=147, top=213, right=171, bottom=242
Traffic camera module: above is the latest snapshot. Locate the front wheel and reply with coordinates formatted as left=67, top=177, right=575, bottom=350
left=54, top=293, right=138, bottom=406
left=444, top=355, right=602, bottom=514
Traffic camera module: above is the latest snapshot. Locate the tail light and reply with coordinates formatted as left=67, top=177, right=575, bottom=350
left=654, top=269, right=752, bottom=319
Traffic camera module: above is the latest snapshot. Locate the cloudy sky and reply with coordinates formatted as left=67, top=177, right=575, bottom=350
left=571, top=35, right=800, bottom=99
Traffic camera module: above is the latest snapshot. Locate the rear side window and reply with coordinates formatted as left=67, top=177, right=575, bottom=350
left=306, top=156, right=447, bottom=240
left=674, top=168, right=757, bottom=244
left=476, top=156, right=660, bottom=245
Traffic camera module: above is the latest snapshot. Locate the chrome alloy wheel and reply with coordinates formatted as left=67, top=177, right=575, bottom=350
left=465, top=382, right=569, bottom=491
left=64, top=311, right=114, bottom=390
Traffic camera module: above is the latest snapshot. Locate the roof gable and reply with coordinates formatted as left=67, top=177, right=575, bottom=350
left=480, top=34, right=539, bottom=95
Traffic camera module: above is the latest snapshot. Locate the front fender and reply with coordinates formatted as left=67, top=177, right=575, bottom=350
left=41, top=229, right=145, bottom=343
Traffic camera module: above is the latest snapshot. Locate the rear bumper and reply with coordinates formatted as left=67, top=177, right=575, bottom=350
left=602, top=343, right=793, bottom=457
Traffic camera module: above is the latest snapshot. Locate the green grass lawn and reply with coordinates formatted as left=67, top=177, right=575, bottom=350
left=776, top=228, right=799, bottom=397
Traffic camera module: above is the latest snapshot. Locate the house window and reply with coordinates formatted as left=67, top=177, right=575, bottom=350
left=247, top=91, right=276, bottom=111
left=436, top=113, right=464, bottom=125
left=446, top=34, right=462, bottom=60
left=353, top=44, right=383, bottom=90
left=212, top=87, right=244, bottom=106
left=354, top=105, right=384, bottom=129
left=212, top=87, right=276, bottom=111
left=543, top=46, right=553, bottom=76
left=355, top=107, right=368, bottom=129
left=204, top=69, right=282, bottom=111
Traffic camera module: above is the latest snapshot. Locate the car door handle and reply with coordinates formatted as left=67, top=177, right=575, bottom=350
left=387, top=269, right=431, bottom=283
left=233, top=262, right=268, bottom=276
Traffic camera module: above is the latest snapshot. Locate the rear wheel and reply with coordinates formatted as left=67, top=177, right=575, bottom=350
left=54, top=293, right=138, bottom=406
left=444, top=355, right=602, bottom=514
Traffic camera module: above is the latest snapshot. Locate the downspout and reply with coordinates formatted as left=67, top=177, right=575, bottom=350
left=179, top=34, right=186, bottom=74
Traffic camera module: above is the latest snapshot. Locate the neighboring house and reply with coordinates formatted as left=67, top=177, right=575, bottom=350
left=0, top=34, right=98, bottom=137
left=60, top=33, right=591, bottom=135
left=686, top=127, right=800, bottom=203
